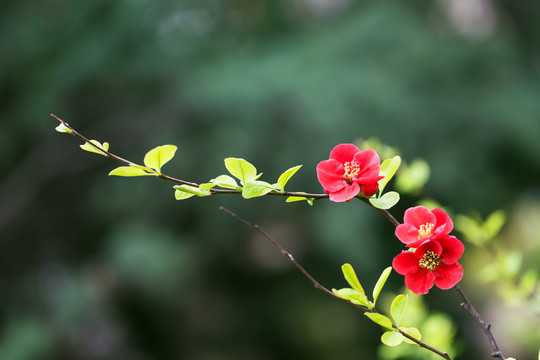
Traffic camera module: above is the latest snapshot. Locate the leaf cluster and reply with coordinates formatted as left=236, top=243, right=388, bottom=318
left=332, top=264, right=422, bottom=348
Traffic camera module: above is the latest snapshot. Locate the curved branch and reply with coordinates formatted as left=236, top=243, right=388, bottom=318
left=220, top=206, right=453, bottom=360
left=453, top=285, right=505, bottom=360
left=53, top=114, right=505, bottom=360
left=52, top=114, right=329, bottom=199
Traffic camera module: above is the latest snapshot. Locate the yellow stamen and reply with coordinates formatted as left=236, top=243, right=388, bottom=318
left=343, top=161, right=360, bottom=183
left=418, top=223, right=434, bottom=238
left=419, top=251, right=441, bottom=271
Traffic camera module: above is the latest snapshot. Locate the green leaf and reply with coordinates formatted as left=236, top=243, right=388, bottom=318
left=224, top=157, right=257, bottom=185
left=80, top=140, right=109, bottom=156
left=173, top=185, right=211, bottom=198
left=373, top=267, right=392, bottom=306
left=55, top=123, right=72, bottom=134
left=277, top=165, right=302, bottom=191
left=378, top=156, right=401, bottom=194
left=519, top=269, right=538, bottom=296
left=143, top=145, right=177, bottom=172
left=484, top=210, right=506, bottom=239
left=241, top=180, right=275, bottom=199
left=369, top=191, right=400, bottom=209
left=390, top=294, right=408, bottom=326
left=210, top=175, right=240, bottom=189
left=199, top=183, right=216, bottom=191
left=502, top=251, right=523, bottom=278
left=174, top=190, right=195, bottom=200
left=381, top=331, right=404, bottom=347
left=108, top=165, right=155, bottom=177
left=332, top=288, right=370, bottom=307
left=286, top=196, right=314, bottom=206
left=341, top=263, right=365, bottom=296
left=365, top=313, right=393, bottom=330
left=395, top=158, right=430, bottom=194
left=400, top=327, right=422, bottom=344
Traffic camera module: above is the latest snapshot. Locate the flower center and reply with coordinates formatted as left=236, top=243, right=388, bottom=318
left=418, top=223, right=434, bottom=238
left=343, top=161, right=361, bottom=183
left=418, top=251, right=441, bottom=271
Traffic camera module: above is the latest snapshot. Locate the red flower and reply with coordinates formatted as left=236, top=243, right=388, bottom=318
left=395, top=206, right=453, bottom=248
left=316, top=144, right=384, bottom=202
left=392, top=236, right=464, bottom=295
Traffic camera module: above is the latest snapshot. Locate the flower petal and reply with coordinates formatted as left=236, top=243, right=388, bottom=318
left=316, top=159, right=347, bottom=192
left=392, top=251, right=418, bottom=275
left=416, top=240, right=443, bottom=257
left=355, top=175, right=385, bottom=185
left=328, top=183, right=360, bottom=202
left=329, top=143, right=360, bottom=163
left=438, top=235, right=465, bottom=264
left=395, top=223, right=420, bottom=245
left=359, top=182, right=380, bottom=197
left=353, top=149, right=381, bottom=177
left=433, top=262, right=463, bottom=289
left=432, top=208, right=453, bottom=237
left=403, top=206, right=436, bottom=229
left=405, top=268, right=435, bottom=295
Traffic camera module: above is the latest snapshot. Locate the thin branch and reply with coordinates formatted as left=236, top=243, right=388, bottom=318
left=52, top=114, right=328, bottom=199
left=218, top=206, right=341, bottom=300
left=397, top=327, right=453, bottom=360
left=358, top=196, right=400, bottom=227
left=364, top=196, right=507, bottom=360
left=220, top=206, right=454, bottom=360
left=54, top=114, right=504, bottom=360
left=453, top=285, right=505, bottom=360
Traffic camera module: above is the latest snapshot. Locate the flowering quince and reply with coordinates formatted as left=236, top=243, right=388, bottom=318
left=316, top=144, right=384, bottom=202
left=392, top=235, right=464, bottom=295
left=395, top=206, right=454, bottom=248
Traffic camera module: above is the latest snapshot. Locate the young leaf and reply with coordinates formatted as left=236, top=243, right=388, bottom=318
left=224, top=157, right=257, bottom=185
left=210, top=175, right=240, bottom=189
left=80, top=140, right=109, bottom=156
left=108, top=165, right=155, bottom=177
left=390, top=294, right=408, bottom=327
left=378, top=156, right=401, bottom=194
left=199, top=183, right=216, bottom=191
left=332, top=288, right=370, bottom=307
left=286, top=196, right=314, bottom=206
left=365, top=313, right=393, bottom=330
left=173, top=185, right=211, bottom=198
left=484, top=210, right=506, bottom=239
left=369, top=191, right=400, bottom=209
left=519, top=269, right=538, bottom=297
left=55, top=123, right=72, bottom=134
left=400, top=327, right=422, bottom=344
left=242, top=180, right=275, bottom=199
left=174, top=190, right=195, bottom=200
left=381, top=331, right=404, bottom=347
left=373, top=267, right=392, bottom=306
left=395, top=158, right=430, bottom=194
left=277, top=165, right=302, bottom=191
left=341, top=263, right=365, bottom=296
left=143, top=145, right=177, bottom=172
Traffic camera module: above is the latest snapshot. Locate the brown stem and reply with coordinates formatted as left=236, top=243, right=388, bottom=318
left=220, top=206, right=454, bottom=360
left=397, top=327, right=453, bottom=360
left=218, top=206, right=341, bottom=300
left=360, top=194, right=506, bottom=360
left=453, top=285, right=505, bottom=360
left=52, top=114, right=328, bottom=199
left=53, top=115, right=502, bottom=360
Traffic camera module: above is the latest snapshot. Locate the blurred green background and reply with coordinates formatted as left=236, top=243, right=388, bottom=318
left=1, top=0, right=540, bottom=359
